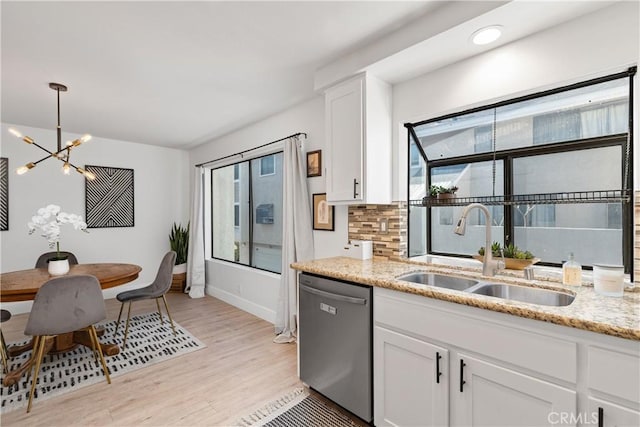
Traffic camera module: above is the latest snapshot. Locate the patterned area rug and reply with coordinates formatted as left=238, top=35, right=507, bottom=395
left=237, top=388, right=360, bottom=427
left=0, top=312, right=205, bottom=414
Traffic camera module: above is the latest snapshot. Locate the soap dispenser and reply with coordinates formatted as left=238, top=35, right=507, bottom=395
left=562, top=253, right=582, bottom=286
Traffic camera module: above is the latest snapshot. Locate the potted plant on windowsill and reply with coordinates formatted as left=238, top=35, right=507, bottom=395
left=169, top=222, right=189, bottom=274
left=437, top=185, right=458, bottom=200
left=422, top=185, right=442, bottom=205
left=473, top=241, right=540, bottom=270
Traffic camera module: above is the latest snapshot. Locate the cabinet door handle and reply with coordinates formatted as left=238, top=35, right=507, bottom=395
left=459, top=359, right=466, bottom=392
left=353, top=178, right=359, bottom=198
left=598, top=407, right=603, bottom=427
left=436, top=352, right=442, bottom=384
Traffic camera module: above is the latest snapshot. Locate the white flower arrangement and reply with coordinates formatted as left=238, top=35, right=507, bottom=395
left=28, top=204, right=88, bottom=259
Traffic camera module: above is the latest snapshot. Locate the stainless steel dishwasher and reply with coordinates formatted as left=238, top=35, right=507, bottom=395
left=299, top=273, right=372, bottom=422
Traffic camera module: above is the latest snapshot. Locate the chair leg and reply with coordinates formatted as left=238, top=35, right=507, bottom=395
left=161, top=295, right=177, bottom=337
left=122, top=302, right=133, bottom=349
left=155, top=298, right=164, bottom=323
left=27, top=335, right=48, bottom=413
left=88, top=326, right=111, bottom=384
left=0, top=330, right=8, bottom=373
left=25, top=336, right=40, bottom=386
left=115, top=302, right=125, bottom=335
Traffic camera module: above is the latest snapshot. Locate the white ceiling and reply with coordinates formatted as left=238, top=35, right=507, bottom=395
left=0, top=1, right=615, bottom=149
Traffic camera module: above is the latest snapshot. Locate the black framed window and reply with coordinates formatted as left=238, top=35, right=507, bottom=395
left=211, top=152, right=283, bottom=273
left=406, top=68, right=635, bottom=274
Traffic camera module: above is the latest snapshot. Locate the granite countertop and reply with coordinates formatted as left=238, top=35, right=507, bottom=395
left=291, top=257, right=640, bottom=341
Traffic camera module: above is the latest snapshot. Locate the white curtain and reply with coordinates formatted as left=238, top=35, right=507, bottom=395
left=274, top=135, right=314, bottom=343
left=186, top=166, right=206, bottom=298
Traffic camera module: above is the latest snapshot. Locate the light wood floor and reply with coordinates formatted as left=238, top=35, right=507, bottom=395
left=1, top=293, right=303, bottom=426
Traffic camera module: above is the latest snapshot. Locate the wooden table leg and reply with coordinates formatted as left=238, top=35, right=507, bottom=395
left=2, top=337, right=54, bottom=387
left=7, top=337, right=34, bottom=358
left=73, top=328, right=120, bottom=356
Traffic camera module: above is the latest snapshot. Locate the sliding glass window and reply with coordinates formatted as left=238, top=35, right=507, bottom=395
left=211, top=152, right=283, bottom=273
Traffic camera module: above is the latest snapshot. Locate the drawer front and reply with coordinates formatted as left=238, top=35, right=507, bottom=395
left=588, top=346, right=640, bottom=403
left=375, top=289, right=577, bottom=383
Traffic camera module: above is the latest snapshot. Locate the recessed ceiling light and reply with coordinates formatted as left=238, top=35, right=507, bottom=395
left=471, top=25, right=503, bottom=45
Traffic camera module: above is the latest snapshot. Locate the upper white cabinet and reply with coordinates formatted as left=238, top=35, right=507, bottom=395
left=324, top=73, right=391, bottom=204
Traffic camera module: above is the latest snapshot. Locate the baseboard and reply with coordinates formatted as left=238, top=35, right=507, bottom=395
left=206, top=286, right=276, bottom=324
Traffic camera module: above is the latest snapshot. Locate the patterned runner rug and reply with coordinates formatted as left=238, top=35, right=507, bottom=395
left=237, top=388, right=360, bottom=427
left=0, top=312, right=205, bottom=414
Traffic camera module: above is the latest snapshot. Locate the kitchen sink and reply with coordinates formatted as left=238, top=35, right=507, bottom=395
left=397, top=272, right=575, bottom=307
left=469, top=283, right=575, bottom=307
left=397, top=272, right=480, bottom=291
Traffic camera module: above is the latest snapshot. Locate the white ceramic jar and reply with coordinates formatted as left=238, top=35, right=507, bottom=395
left=592, top=264, right=624, bottom=297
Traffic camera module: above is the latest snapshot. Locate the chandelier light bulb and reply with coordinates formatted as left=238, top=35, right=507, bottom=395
left=8, top=127, right=22, bottom=138
left=63, top=162, right=71, bottom=175
left=80, top=134, right=92, bottom=143
left=471, top=25, right=502, bottom=45
left=16, top=162, right=36, bottom=175
left=66, top=140, right=73, bottom=147
left=84, top=170, right=96, bottom=180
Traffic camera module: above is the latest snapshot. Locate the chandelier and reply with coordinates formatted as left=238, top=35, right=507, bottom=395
left=9, top=82, right=96, bottom=180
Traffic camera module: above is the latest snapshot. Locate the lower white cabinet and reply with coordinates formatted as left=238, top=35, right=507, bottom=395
left=587, top=397, right=640, bottom=427
left=374, top=326, right=449, bottom=426
left=373, top=287, right=640, bottom=427
left=452, top=354, right=576, bottom=427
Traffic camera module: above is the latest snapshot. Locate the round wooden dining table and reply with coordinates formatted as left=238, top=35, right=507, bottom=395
left=0, top=263, right=142, bottom=386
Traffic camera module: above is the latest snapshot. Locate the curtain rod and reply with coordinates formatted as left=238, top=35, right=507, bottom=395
left=195, top=132, right=307, bottom=167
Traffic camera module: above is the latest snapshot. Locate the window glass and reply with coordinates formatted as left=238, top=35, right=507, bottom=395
left=413, top=78, right=628, bottom=160
left=260, top=155, right=275, bottom=176
left=430, top=161, right=504, bottom=255
left=211, top=152, right=283, bottom=273
left=512, top=146, right=622, bottom=266
left=408, top=139, right=427, bottom=256
left=251, top=153, right=283, bottom=272
left=212, top=162, right=249, bottom=264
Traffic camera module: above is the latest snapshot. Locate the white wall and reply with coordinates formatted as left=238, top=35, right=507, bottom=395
left=1, top=123, right=190, bottom=313
left=189, top=96, right=347, bottom=323
left=392, top=1, right=639, bottom=200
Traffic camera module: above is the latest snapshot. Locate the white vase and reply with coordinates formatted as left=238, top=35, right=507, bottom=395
left=48, top=258, right=70, bottom=276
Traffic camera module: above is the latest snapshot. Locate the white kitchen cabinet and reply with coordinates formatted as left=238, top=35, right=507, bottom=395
left=587, top=397, right=640, bottom=427
left=452, top=354, right=576, bottom=427
left=586, top=345, right=640, bottom=427
left=373, top=286, right=640, bottom=427
left=374, top=326, right=448, bottom=426
left=324, top=73, right=391, bottom=204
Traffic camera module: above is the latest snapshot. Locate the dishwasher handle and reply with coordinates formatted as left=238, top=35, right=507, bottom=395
left=300, top=283, right=367, bottom=305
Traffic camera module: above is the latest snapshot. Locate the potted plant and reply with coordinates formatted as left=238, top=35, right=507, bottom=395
left=437, top=185, right=458, bottom=200
left=169, top=222, right=190, bottom=274
left=474, top=241, right=539, bottom=270
left=28, top=204, right=88, bottom=276
left=422, top=185, right=442, bottom=205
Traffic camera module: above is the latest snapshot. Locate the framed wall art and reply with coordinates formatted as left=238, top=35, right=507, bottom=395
left=312, top=193, right=334, bottom=231
left=0, top=157, right=8, bottom=231
left=306, top=150, right=322, bottom=177
left=85, top=165, right=134, bottom=228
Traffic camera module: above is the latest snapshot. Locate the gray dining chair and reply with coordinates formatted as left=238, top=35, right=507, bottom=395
left=24, top=275, right=111, bottom=413
left=115, top=251, right=177, bottom=349
left=1, top=309, right=11, bottom=373
left=35, top=251, right=79, bottom=268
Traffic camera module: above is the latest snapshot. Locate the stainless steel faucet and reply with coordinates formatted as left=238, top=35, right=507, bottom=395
left=454, top=203, right=505, bottom=277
